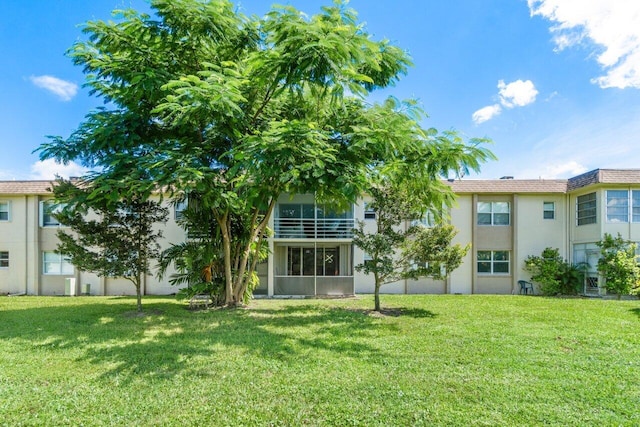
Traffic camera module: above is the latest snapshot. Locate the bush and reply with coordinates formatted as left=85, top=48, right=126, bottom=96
left=597, top=233, right=640, bottom=298
left=176, top=279, right=225, bottom=306
left=524, top=248, right=584, bottom=295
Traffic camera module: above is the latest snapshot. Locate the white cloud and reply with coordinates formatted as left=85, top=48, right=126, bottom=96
left=30, top=159, right=88, bottom=180
left=472, top=79, right=538, bottom=124
left=498, top=79, right=538, bottom=108
left=529, top=0, right=640, bottom=89
left=472, top=104, right=502, bottom=124
left=30, top=75, right=78, bottom=101
left=541, top=161, right=588, bottom=179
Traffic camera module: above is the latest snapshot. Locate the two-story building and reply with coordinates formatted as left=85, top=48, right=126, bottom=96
left=2, top=168, right=640, bottom=297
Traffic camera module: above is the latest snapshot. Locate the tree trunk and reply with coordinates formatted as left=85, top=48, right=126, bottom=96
left=218, top=212, right=234, bottom=305
left=135, top=281, right=143, bottom=312
left=232, top=200, right=276, bottom=305
left=374, top=272, right=381, bottom=312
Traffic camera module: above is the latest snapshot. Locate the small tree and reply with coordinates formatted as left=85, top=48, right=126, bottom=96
left=523, top=247, right=585, bottom=295
left=597, top=233, right=640, bottom=298
left=53, top=179, right=168, bottom=312
left=353, top=186, right=470, bottom=311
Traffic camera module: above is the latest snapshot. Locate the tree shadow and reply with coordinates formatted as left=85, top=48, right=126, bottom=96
left=0, top=298, right=393, bottom=385
left=630, top=308, right=640, bottom=319
left=345, top=306, right=437, bottom=319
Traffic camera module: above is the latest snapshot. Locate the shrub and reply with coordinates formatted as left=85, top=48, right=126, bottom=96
left=597, top=233, right=640, bottom=298
left=524, top=248, right=584, bottom=295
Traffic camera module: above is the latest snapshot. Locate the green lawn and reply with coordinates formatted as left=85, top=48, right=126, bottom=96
left=1, top=295, right=638, bottom=426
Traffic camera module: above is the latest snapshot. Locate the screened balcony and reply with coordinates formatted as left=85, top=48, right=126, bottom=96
left=274, top=203, right=354, bottom=239
left=273, top=244, right=354, bottom=296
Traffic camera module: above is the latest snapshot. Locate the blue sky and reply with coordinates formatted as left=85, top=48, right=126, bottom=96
left=2, top=0, right=640, bottom=180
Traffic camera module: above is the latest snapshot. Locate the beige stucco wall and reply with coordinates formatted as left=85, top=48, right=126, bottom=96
left=0, top=194, right=187, bottom=296
left=448, top=195, right=473, bottom=294
left=514, top=194, right=567, bottom=289
left=0, top=196, right=29, bottom=294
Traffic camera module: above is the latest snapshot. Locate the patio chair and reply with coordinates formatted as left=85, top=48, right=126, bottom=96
left=518, top=280, right=534, bottom=295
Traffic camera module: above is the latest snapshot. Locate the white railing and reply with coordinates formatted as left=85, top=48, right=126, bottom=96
left=274, top=218, right=354, bottom=239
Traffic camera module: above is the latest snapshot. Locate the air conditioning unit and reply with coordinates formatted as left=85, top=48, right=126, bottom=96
left=64, top=278, right=76, bottom=296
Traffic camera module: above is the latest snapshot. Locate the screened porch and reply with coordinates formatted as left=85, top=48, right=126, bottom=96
left=273, top=243, right=354, bottom=296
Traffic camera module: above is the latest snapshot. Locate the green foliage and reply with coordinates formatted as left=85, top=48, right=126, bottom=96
left=597, top=233, right=640, bottom=298
left=52, top=179, right=168, bottom=312
left=524, top=247, right=585, bottom=295
left=37, top=0, right=493, bottom=306
left=403, top=224, right=470, bottom=281
left=354, top=185, right=471, bottom=311
left=175, top=281, right=225, bottom=307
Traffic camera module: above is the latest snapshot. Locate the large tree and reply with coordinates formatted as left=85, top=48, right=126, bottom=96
left=51, top=179, right=168, bottom=312
left=39, top=0, right=492, bottom=305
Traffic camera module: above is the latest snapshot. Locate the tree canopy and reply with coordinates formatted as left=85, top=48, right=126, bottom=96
left=52, top=179, right=168, bottom=312
left=39, top=0, right=494, bottom=305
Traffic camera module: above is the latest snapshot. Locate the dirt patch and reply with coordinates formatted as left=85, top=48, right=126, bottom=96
left=122, top=309, right=164, bottom=318
left=345, top=308, right=402, bottom=317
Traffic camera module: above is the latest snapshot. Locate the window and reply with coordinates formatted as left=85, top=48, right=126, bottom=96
left=605, top=190, right=640, bottom=223
left=477, top=202, right=510, bottom=225
left=0, top=251, right=8, bottom=268
left=40, top=201, right=65, bottom=227
left=363, top=252, right=374, bottom=269
left=364, top=203, right=376, bottom=220
left=576, top=193, right=596, bottom=225
left=633, top=191, right=640, bottom=222
left=606, top=190, right=628, bottom=223
left=411, top=211, right=436, bottom=227
left=43, top=252, right=74, bottom=275
left=174, top=199, right=188, bottom=221
left=543, top=202, right=555, bottom=219
left=0, top=201, right=9, bottom=221
left=477, top=250, right=509, bottom=274
left=286, top=246, right=342, bottom=276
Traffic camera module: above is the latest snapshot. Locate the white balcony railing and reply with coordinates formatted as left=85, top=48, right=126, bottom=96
left=274, top=218, right=354, bottom=239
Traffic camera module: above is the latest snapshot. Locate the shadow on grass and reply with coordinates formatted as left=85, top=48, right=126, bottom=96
left=345, top=307, right=436, bottom=318
left=0, top=297, right=394, bottom=384
left=630, top=308, right=640, bottom=319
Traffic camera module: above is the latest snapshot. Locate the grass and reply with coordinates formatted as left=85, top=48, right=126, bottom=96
left=0, top=295, right=639, bottom=426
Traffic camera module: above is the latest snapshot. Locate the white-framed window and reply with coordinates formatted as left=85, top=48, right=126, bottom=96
left=363, top=252, right=374, bottom=269
left=0, top=251, right=8, bottom=268
left=605, top=190, right=640, bottom=223
left=364, top=203, right=376, bottom=220
left=543, top=202, right=555, bottom=220
left=477, top=202, right=510, bottom=226
left=477, top=250, right=509, bottom=274
left=411, top=211, right=436, bottom=227
left=0, top=201, right=10, bottom=221
left=43, top=251, right=74, bottom=275
left=40, top=200, right=66, bottom=227
left=633, top=191, right=640, bottom=222
left=174, top=199, right=188, bottom=221
left=606, top=190, right=628, bottom=223
left=576, top=192, right=596, bottom=226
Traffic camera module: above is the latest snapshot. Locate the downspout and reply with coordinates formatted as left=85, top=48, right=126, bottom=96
left=512, top=194, right=518, bottom=294
left=471, top=194, right=478, bottom=294
left=24, top=195, right=28, bottom=294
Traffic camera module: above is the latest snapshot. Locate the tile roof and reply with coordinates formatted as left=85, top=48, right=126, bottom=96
left=568, top=169, right=640, bottom=191
left=445, top=179, right=568, bottom=194
left=0, top=181, right=54, bottom=195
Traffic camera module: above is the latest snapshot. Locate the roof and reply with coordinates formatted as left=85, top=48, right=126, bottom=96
left=445, top=179, right=568, bottom=194
left=568, top=169, right=640, bottom=191
left=0, top=181, right=53, bottom=195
